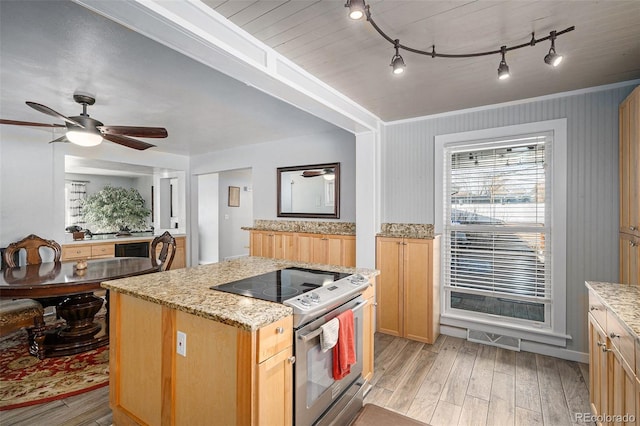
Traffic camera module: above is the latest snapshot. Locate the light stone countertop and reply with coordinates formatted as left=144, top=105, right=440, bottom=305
left=63, top=233, right=187, bottom=245
left=102, top=256, right=378, bottom=332
left=376, top=223, right=435, bottom=239
left=586, top=281, right=640, bottom=343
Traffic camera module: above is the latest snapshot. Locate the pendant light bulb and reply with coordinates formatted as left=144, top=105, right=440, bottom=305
left=544, top=31, right=563, bottom=67
left=346, top=0, right=366, bottom=20
left=66, top=129, right=103, bottom=147
left=497, top=46, right=510, bottom=80
left=390, top=40, right=405, bottom=75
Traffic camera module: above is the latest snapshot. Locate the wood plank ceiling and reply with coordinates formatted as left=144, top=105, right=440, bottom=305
left=203, top=0, right=640, bottom=121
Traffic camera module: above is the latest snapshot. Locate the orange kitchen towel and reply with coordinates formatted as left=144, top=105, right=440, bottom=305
left=332, top=309, right=356, bottom=380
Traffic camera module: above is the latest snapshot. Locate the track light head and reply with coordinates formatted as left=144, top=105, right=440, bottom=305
left=345, top=0, right=366, bottom=20
left=544, top=31, right=563, bottom=67
left=497, top=46, right=510, bottom=80
left=390, top=40, right=405, bottom=75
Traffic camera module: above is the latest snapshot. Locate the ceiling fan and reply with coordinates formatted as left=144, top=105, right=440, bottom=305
left=0, top=93, right=167, bottom=150
left=301, top=168, right=335, bottom=180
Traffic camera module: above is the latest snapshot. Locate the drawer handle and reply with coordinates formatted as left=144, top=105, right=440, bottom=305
left=276, top=327, right=284, bottom=334
left=76, top=250, right=81, bottom=254
left=597, top=342, right=605, bottom=347
left=630, top=226, right=637, bottom=231
left=631, top=241, right=638, bottom=248
left=589, top=306, right=598, bottom=311
left=609, top=332, right=620, bottom=339
left=287, top=356, right=296, bottom=364
left=601, top=347, right=612, bottom=353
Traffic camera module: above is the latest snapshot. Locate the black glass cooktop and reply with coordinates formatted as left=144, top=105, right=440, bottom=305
left=212, top=267, right=350, bottom=303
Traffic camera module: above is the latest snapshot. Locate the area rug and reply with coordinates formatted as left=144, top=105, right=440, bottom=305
left=0, top=329, right=109, bottom=411
left=351, top=404, right=430, bottom=426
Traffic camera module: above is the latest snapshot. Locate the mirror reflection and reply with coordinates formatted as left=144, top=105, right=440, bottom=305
left=277, top=163, right=340, bottom=218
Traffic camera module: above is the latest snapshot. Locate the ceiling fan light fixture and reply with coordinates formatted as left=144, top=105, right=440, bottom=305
left=345, top=0, right=366, bottom=20
left=323, top=173, right=336, bottom=181
left=66, top=130, right=103, bottom=147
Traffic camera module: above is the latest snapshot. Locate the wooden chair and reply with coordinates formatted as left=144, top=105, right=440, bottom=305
left=2, top=235, right=61, bottom=358
left=151, top=231, right=176, bottom=271
left=3, top=234, right=62, bottom=267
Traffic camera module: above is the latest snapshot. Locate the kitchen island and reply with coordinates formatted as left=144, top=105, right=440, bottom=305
left=102, top=256, right=377, bottom=426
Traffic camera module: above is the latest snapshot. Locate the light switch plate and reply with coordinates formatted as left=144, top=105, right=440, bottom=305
left=177, top=331, right=187, bottom=357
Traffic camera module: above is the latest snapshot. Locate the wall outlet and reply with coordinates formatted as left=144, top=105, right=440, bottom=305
left=177, top=331, right=187, bottom=357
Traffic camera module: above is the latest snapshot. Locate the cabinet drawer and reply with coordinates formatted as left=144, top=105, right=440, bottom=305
left=91, top=244, right=115, bottom=258
left=588, top=291, right=606, bottom=330
left=62, top=245, right=92, bottom=260
left=257, top=316, right=293, bottom=363
left=362, top=281, right=375, bottom=300
left=607, top=310, right=636, bottom=370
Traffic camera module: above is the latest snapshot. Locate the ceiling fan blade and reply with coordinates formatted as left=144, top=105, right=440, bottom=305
left=48, top=135, right=69, bottom=144
left=0, top=118, right=66, bottom=128
left=97, top=126, right=168, bottom=138
left=103, top=133, right=156, bottom=150
left=26, top=102, right=84, bottom=127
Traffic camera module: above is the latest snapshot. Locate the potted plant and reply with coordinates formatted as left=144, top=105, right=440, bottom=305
left=82, top=185, right=151, bottom=236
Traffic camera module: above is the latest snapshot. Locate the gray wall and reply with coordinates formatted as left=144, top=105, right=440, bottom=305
left=218, top=168, right=253, bottom=260
left=382, top=83, right=638, bottom=354
left=191, top=129, right=356, bottom=222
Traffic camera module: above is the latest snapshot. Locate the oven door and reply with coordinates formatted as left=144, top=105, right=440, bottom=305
left=294, top=295, right=366, bottom=426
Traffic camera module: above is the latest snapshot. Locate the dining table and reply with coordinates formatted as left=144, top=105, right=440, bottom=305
left=0, top=257, right=160, bottom=358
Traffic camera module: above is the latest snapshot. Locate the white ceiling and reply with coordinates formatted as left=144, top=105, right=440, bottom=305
left=1, top=1, right=639, bottom=158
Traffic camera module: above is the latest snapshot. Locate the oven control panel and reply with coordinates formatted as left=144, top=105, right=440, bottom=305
left=284, top=274, right=370, bottom=314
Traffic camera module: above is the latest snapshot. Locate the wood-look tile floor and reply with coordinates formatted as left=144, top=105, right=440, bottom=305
left=1, top=333, right=591, bottom=426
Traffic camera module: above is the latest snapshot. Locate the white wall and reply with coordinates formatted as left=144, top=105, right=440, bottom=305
left=0, top=125, right=190, bottom=247
left=191, top=129, right=356, bottom=222
left=218, top=168, right=252, bottom=260
left=198, top=173, right=219, bottom=264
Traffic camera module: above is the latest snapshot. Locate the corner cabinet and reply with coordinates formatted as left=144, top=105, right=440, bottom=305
left=109, top=292, right=293, bottom=426
left=375, top=235, right=440, bottom=344
left=619, top=85, right=640, bottom=284
left=248, top=230, right=355, bottom=267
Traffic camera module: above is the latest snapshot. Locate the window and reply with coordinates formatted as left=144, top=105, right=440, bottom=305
left=65, top=181, right=87, bottom=228
left=435, top=120, right=567, bottom=345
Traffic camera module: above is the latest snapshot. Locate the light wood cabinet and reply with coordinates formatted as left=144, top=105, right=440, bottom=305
left=375, top=236, right=440, bottom=344
left=250, top=231, right=295, bottom=261
left=620, top=86, right=640, bottom=284
left=62, top=236, right=187, bottom=270
left=362, top=283, right=376, bottom=382
left=248, top=230, right=355, bottom=267
left=110, top=292, right=293, bottom=426
left=587, top=289, right=639, bottom=426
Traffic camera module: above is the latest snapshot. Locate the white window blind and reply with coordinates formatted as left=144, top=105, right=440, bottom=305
left=443, top=134, right=551, bottom=308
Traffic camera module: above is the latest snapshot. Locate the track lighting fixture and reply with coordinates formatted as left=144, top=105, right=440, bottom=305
left=345, top=0, right=574, bottom=79
left=544, top=30, right=563, bottom=67
left=497, top=46, right=510, bottom=80
left=345, top=0, right=366, bottom=20
left=391, top=40, right=405, bottom=75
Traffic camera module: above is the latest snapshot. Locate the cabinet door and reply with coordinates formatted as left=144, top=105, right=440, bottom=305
left=257, top=346, right=293, bottom=426
left=620, top=87, right=640, bottom=237
left=620, top=233, right=640, bottom=285
left=341, top=235, right=356, bottom=267
left=589, top=314, right=608, bottom=419
left=362, top=288, right=375, bottom=382
left=250, top=231, right=265, bottom=257
left=375, top=237, right=403, bottom=337
left=297, top=233, right=322, bottom=264
left=273, top=232, right=295, bottom=260
left=610, top=345, right=636, bottom=426
left=403, top=239, right=435, bottom=343
left=325, top=235, right=343, bottom=266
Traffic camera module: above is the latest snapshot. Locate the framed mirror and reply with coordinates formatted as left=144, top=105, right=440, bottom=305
left=277, top=162, right=340, bottom=218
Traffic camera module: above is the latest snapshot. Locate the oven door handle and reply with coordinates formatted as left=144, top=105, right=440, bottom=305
left=298, top=300, right=368, bottom=342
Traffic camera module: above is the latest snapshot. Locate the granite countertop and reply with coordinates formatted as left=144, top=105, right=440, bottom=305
left=241, top=219, right=356, bottom=236
left=376, top=223, right=435, bottom=239
left=102, top=256, right=378, bottom=332
left=586, top=281, right=640, bottom=342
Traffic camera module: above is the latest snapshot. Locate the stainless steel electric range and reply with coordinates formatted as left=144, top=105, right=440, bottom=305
left=213, top=267, right=370, bottom=426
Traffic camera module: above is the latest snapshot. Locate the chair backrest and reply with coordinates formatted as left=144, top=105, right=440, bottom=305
left=151, top=231, right=176, bottom=271
left=3, top=234, right=62, bottom=268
